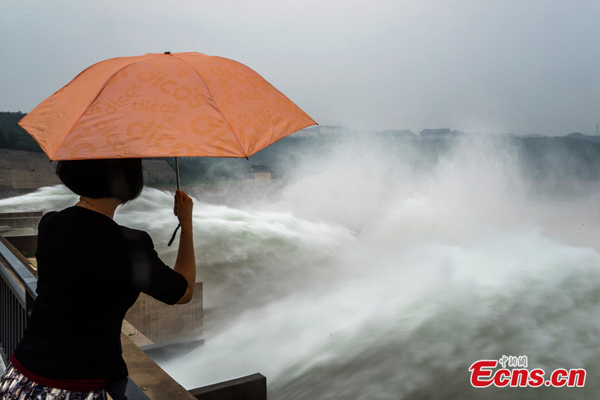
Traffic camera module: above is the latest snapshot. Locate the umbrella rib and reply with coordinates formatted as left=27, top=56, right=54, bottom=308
left=54, top=59, right=151, bottom=159
left=169, top=53, right=249, bottom=159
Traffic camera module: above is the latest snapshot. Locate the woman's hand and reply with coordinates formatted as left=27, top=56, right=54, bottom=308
left=174, top=190, right=194, bottom=230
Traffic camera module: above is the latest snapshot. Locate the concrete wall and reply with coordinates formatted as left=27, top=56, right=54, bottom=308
left=125, top=282, right=203, bottom=344
left=0, top=149, right=59, bottom=193
left=0, top=149, right=175, bottom=199
left=0, top=212, right=43, bottom=229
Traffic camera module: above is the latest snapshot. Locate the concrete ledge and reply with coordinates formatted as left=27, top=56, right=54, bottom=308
left=141, top=337, right=204, bottom=362
left=0, top=212, right=43, bottom=229
left=189, top=374, right=267, bottom=400
left=0, top=235, right=37, bottom=278
left=121, top=334, right=196, bottom=400
left=3, top=235, right=37, bottom=257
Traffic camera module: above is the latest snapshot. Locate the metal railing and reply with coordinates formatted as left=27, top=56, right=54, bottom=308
left=0, top=237, right=36, bottom=363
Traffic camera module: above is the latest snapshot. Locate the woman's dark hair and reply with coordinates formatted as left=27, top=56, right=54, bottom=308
left=56, top=159, right=144, bottom=202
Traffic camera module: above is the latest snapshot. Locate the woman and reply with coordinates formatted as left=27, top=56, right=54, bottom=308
left=0, top=158, right=196, bottom=400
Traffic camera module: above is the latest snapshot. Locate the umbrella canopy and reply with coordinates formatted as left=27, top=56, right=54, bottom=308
left=18, top=52, right=316, bottom=160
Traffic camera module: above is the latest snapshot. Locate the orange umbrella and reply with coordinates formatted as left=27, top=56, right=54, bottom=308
left=19, top=51, right=316, bottom=244
left=18, top=52, right=316, bottom=162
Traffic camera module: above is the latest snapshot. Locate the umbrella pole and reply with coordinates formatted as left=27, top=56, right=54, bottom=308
left=175, top=157, right=180, bottom=190
left=168, top=156, right=181, bottom=246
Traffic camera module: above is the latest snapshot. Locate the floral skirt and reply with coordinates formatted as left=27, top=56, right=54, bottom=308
left=0, top=363, right=106, bottom=400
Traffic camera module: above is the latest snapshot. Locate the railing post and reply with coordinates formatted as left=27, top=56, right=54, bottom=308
left=25, top=291, right=35, bottom=318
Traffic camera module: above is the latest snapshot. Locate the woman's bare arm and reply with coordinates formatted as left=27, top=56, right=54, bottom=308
left=173, top=190, right=196, bottom=304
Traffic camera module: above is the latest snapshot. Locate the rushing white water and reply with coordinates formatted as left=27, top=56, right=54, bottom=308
left=1, top=137, right=599, bottom=399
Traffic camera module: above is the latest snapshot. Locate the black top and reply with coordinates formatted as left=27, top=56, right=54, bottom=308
left=13, top=206, right=188, bottom=380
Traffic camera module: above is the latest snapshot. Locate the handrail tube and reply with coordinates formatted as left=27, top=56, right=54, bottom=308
left=0, top=264, right=28, bottom=364
left=0, top=240, right=37, bottom=300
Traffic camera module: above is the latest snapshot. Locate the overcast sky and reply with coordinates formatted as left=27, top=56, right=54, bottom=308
left=2, top=0, right=600, bottom=135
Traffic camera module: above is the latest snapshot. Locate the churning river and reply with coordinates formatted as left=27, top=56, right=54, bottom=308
left=2, top=137, right=599, bottom=399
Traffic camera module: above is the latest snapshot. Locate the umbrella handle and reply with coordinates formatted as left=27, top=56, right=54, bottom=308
left=169, top=156, right=181, bottom=246
left=167, top=223, right=181, bottom=246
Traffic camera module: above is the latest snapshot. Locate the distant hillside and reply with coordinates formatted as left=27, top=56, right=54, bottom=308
left=516, top=136, right=600, bottom=181
left=566, top=132, right=600, bottom=143
left=0, top=111, right=26, bottom=132
left=0, top=111, right=42, bottom=152
left=3, top=112, right=600, bottom=186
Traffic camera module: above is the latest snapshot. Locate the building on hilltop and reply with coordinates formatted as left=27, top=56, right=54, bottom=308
left=420, top=128, right=452, bottom=140
left=236, top=165, right=276, bottom=185
left=419, top=129, right=464, bottom=140
left=250, top=165, right=272, bottom=181
left=290, top=125, right=347, bottom=138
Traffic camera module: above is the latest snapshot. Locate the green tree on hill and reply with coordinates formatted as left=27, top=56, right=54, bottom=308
left=0, top=111, right=42, bottom=152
